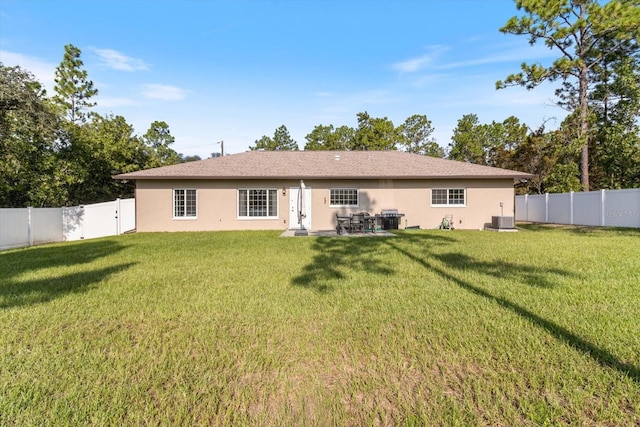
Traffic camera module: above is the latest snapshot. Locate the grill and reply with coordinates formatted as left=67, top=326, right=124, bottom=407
left=377, top=209, right=405, bottom=230
left=379, top=209, right=401, bottom=217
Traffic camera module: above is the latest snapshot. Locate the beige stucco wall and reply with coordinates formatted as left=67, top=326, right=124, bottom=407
left=134, top=178, right=517, bottom=232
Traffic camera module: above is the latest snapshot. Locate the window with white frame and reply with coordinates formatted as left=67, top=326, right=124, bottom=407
left=238, top=189, right=278, bottom=218
left=330, top=188, right=358, bottom=207
left=431, top=188, right=466, bottom=206
left=174, top=189, right=197, bottom=218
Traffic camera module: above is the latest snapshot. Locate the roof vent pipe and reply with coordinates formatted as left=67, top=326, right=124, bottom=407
left=335, top=155, right=340, bottom=160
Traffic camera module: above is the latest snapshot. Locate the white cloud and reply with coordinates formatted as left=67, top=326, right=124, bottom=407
left=392, top=45, right=449, bottom=73
left=393, top=42, right=555, bottom=76
left=141, top=84, right=187, bottom=101
left=393, top=55, right=431, bottom=73
left=436, top=45, right=556, bottom=71
left=92, top=48, right=149, bottom=71
left=0, top=50, right=56, bottom=90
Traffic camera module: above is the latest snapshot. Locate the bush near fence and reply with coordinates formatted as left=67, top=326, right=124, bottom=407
left=0, top=198, right=135, bottom=251
left=516, top=189, right=640, bottom=228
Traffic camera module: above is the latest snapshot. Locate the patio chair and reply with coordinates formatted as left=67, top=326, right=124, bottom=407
left=350, top=213, right=365, bottom=233
left=336, top=214, right=351, bottom=235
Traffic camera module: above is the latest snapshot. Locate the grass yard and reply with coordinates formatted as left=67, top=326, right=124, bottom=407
left=1, top=225, right=639, bottom=426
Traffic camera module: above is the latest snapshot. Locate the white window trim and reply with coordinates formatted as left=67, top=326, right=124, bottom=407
left=173, top=188, right=198, bottom=219
left=237, top=188, right=279, bottom=220
left=329, top=188, right=360, bottom=208
left=430, top=188, right=467, bottom=207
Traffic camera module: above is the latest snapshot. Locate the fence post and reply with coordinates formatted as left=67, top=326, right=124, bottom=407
left=524, top=194, right=528, bottom=222
left=80, top=205, right=85, bottom=239
left=601, top=189, right=606, bottom=226
left=27, top=207, right=33, bottom=247
left=569, top=191, right=574, bottom=225
left=116, top=198, right=121, bottom=236
left=545, top=193, right=549, bottom=223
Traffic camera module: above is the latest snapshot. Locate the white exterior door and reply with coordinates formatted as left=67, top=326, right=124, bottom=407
left=289, top=187, right=311, bottom=229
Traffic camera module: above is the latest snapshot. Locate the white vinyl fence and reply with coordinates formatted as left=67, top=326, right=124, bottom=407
left=0, top=198, right=135, bottom=251
left=516, top=189, right=640, bottom=228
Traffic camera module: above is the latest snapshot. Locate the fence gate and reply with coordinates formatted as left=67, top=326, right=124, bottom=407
left=1, top=198, right=136, bottom=250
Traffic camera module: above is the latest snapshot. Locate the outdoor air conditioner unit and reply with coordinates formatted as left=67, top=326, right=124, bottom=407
left=492, top=216, right=515, bottom=229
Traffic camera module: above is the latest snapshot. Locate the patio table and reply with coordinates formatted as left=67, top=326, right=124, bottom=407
left=336, top=214, right=377, bottom=234
left=363, top=215, right=377, bottom=232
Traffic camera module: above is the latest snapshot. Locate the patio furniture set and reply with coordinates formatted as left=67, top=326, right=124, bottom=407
left=335, top=209, right=405, bottom=235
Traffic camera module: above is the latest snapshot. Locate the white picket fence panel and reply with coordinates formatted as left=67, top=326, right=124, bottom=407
left=516, top=189, right=640, bottom=228
left=0, top=198, right=135, bottom=250
left=0, top=209, right=33, bottom=250
left=32, top=208, right=64, bottom=245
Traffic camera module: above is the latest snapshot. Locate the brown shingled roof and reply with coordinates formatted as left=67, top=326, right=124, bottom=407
left=113, top=150, right=534, bottom=180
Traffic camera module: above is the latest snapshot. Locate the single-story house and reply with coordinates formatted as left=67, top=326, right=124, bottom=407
left=113, top=150, right=533, bottom=232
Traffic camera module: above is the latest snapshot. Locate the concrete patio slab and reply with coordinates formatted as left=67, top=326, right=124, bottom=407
left=280, top=229, right=396, bottom=237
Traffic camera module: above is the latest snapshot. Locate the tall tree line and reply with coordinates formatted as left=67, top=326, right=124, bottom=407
left=251, top=112, right=444, bottom=157
left=446, top=114, right=586, bottom=194
left=1, top=44, right=185, bottom=208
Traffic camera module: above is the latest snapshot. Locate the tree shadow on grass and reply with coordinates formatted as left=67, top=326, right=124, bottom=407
left=291, top=237, right=392, bottom=293
left=1, top=239, right=129, bottom=279
left=434, top=253, right=575, bottom=288
left=290, top=232, right=457, bottom=293
left=384, top=238, right=640, bottom=385
left=392, top=229, right=459, bottom=246
left=518, top=223, right=640, bottom=236
left=0, top=239, right=134, bottom=309
left=0, top=263, right=136, bottom=309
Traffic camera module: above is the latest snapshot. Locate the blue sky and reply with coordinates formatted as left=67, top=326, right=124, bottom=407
left=1, top=0, right=564, bottom=158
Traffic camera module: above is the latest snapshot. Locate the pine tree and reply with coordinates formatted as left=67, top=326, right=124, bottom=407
left=53, top=44, right=98, bottom=123
left=497, top=0, right=640, bottom=190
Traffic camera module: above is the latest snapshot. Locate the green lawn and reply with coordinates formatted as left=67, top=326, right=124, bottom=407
left=1, top=226, right=639, bottom=426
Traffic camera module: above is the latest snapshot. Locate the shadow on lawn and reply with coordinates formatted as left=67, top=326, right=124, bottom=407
left=292, top=230, right=639, bottom=383
left=290, top=232, right=457, bottom=292
left=0, top=239, right=134, bottom=309
left=383, top=237, right=640, bottom=385
left=434, top=253, right=574, bottom=288
left=518, top=223, right=640, bottom=236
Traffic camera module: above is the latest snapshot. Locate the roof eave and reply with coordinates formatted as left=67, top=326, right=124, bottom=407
left=113, top=174, right=535, bottom=180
